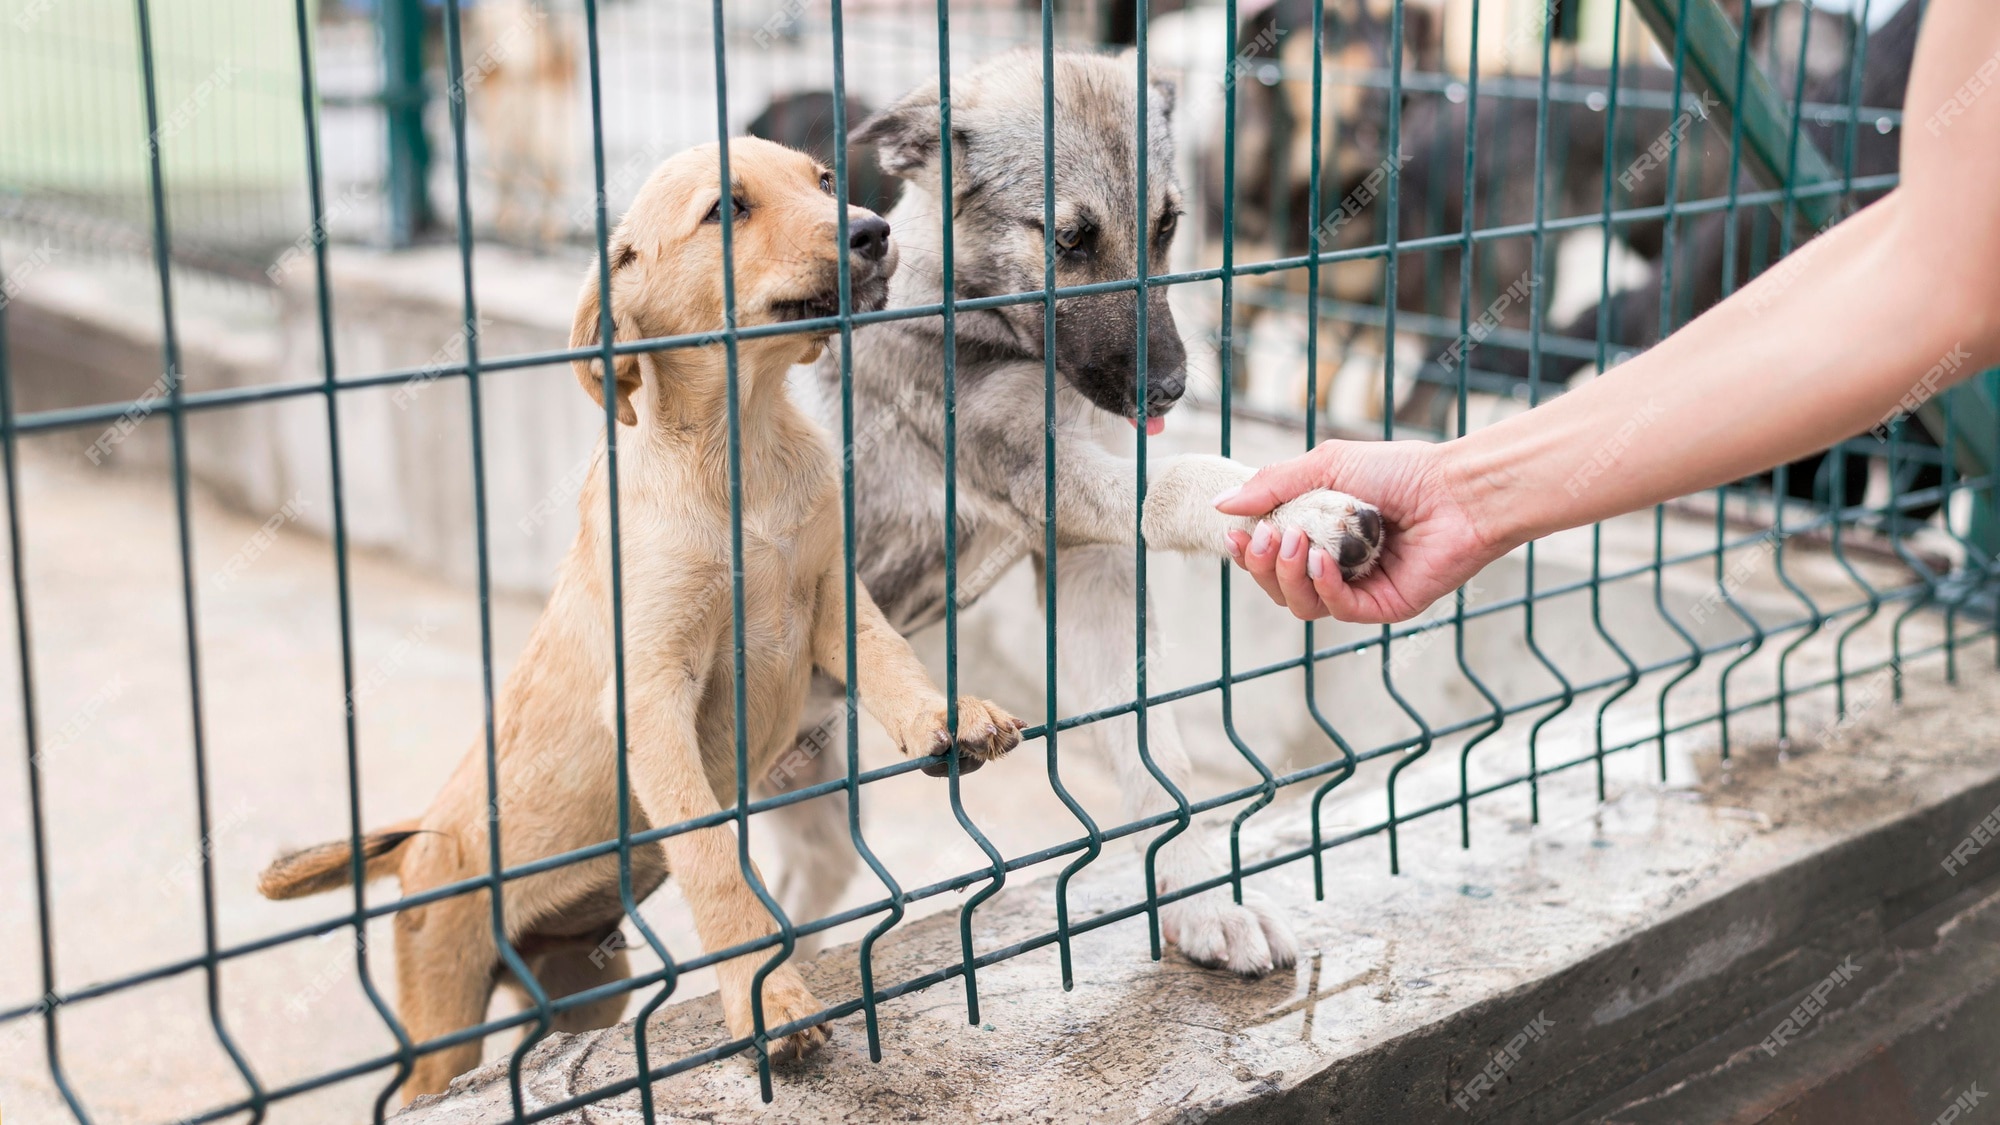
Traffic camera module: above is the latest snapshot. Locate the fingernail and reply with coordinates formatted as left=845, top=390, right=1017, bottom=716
left=1223, top=532, right=1243, bottom=559
left=1249, top=521, right=1273, bottom=556
left=1211, top=486, right=1242, bottom=508
left=1307, top=547, right=1324, bottom=580
left=1280, top=526, right=1303, bottom=561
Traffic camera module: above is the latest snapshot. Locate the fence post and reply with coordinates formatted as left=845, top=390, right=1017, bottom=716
left=379, top=0, right=433, bottom=246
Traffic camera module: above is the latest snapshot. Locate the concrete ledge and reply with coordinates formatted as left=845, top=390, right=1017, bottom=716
left=397, top=674, right=2000, bottom=1123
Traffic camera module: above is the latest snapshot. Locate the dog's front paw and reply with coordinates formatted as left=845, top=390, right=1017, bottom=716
left=1161, top=892, right=1299, bottom=978
left=724, top=964, right=832, bottom=1066
left=898, top=696, right=1025, bottom=777
left=1270, top=490, right=1385, bottom=581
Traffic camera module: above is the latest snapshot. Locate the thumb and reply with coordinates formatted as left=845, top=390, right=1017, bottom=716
left=1213, top=448, right=1333, bottom=516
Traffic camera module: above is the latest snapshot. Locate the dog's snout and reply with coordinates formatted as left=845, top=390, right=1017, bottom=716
left=1147, top=369, right=1186, bottom=411
left=849, top=215, right=890, bottom=262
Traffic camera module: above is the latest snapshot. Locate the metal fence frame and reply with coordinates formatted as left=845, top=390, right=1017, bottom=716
left=4, top=0, right=1999, bottom=1120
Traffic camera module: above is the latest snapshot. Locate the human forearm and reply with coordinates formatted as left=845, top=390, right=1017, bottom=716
left=1445, top=191, right=2000, bottom=552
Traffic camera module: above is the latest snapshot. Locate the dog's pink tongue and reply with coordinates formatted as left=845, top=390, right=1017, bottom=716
left=1128, top=416, right=1167, bottom=436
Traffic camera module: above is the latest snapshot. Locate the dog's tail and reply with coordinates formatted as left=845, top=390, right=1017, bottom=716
left=256, top=819, right=422, bottom=900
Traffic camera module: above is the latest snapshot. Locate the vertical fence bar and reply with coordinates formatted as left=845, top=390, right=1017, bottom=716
left=701, top=1, right=802, bottom=1101
left=1129, top=0, right=1187, bottom=964
left=286, top=0, right=418, bottom=1113
left=1379, top=0, right=1434, bottom=878
left=1647, top=0, right=1706, bottom=774
left=1223, top=0, right=1289, bottom=905
left=1586, top=2, right=1643, bottom=799
left=830, top=0, right=909, bottom=1058
left=927, top=0, right=1008, bottom=1027
left=1519, top=0, right=1576, bottom=821
left=1300, top=0, right=1367, bottom=898
left=131, top=0, right=268, bottom=1112
left=577, top=0, right=678, bottom=1117
left=1768, top=2, right=1828, bottom=745
left=1454, top=0, right=1509, bottom=846
left=0, top=256, right=92, bottom=1124
left=1714, top=0, right=1764, bottom=759
left=1042, top=2, right=1103, bottom=991
left=437, top=2, right=553, bottom=1114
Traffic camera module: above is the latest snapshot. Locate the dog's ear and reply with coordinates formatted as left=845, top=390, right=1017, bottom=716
left=854, top=81, right=943, bottom=176
left=1150, top=76, right=1176, bottom=122
left=570, top=255, right=644, bottom=427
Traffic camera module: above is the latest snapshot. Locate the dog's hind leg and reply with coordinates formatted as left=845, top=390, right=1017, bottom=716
left=393, top=889, right=504, bottom=1098
left=759, top=675, right=859, bottom=957
left=1053, top=543, right=1299, bottom=978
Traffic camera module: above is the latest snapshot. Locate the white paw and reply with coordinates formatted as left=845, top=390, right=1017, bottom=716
left=1161, top=891, right=1299, bottom=978
left=1270, top=490, right=1385, bottom=581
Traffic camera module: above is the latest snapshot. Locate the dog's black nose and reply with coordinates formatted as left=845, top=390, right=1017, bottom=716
left=849, top=216, right=890, bottom=262
left=1146, top=369, right=1186, bottom=412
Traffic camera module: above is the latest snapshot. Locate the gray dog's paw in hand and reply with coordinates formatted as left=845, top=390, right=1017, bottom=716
left=1268, top=490, right=1385, bottom=581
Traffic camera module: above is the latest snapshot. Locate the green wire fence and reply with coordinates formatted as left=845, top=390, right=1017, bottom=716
left=3, top=0, right=1998, bottom=1119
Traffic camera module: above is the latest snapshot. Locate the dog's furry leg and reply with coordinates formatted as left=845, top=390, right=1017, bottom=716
left=394, top=888, right=503, bottom=1097
left=1053, top=543, right=1298, bottom=977
left=759, top=675, right=859, bottom=957
left=809, top=562, right=1023, bottom=774
left=1143, top=454, right=1384, bottom=581
left=619, top=656, right=830, bottom=1065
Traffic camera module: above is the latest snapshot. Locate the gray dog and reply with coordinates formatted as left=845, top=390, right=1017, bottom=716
left=765, top=50, right=1385, bottom=977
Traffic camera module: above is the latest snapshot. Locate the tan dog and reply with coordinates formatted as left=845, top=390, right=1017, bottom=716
left=257, top=138, right=1022, bottom=1099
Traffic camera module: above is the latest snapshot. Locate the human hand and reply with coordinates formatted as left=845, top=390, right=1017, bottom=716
left=1216, top=439, right=1506, bottom=624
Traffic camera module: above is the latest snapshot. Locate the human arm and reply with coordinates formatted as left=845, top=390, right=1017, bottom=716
left=1220, top=0, right=2000, bottom=623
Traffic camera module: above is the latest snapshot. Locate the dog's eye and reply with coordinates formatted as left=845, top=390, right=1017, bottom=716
left=1053, top=226, right=1088, bottom=259
left=703, top=196, right=750, bottom=223
left=818, top=171, right=836, bottom=196
left=1155, top=210, right=1180, bottom=244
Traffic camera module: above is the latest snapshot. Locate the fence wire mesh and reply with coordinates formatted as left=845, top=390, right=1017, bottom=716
left=3, top=0, right=1998, bottom=1120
